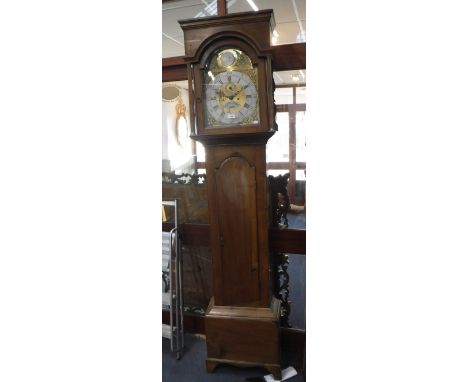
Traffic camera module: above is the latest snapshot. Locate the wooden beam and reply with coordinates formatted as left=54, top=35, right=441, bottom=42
left=162, top=43, right=306, bottom=82
left=162, top=56, right=186, bottom=83
left=162, top=310, right=205, bottom=333
left=269, top=228, right=306, bottom=254
left=266, top=162, right=306, bottom=170
left=217, top=0, right=227, bottom=16
left=276, top=83, right=306, bottom=89
left=197, top=161, right=305, bottom=170
left=181, top=223, right=211, bottom=246
left=162, top=222, right=306, bottom=254
left=272, top=42, right=306, bottom=71
left=267, top=162, right=290, bottom=170
left=162, top=222, right=211, bottom=246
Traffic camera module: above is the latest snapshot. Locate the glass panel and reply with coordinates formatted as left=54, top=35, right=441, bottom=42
left=227, top=0, right=306, bottom=46
left=162, top=203, right=175, bottom=311
left=296, top=169, right=306, bottom=182
left=267, top=169, right=289, bottom=177
left=266, top=112, right=289, bottom=163
left=295, top=170, right=306, bottom=203
left=162, top=0, right=218, bottom=58
left=162, top=80, right=208, bottom=226
left=274, top=70, right=306, bottom=86
left=195, top=141, right=205, bottom=163
left=274, top=87, right=293, bottom=105
left=162, top=181, right=208, bottom=223
left=182, top=245, right=212, bottom=314
left=296, top=83, right=306, bottom=104
left=296, top=110, right=306, bottom=163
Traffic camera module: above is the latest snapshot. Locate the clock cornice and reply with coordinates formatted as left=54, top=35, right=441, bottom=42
left=179, top=9, right=275, bottom=60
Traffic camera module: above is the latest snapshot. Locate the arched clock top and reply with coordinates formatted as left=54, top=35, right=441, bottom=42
left=195, top=33, right=271, bottom=68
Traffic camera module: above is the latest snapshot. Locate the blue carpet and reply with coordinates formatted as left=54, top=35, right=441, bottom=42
left=287, top=254, right=306, bottom=329
left=285, top=212, right=306, bottom=330
left=163, top=335, right=305, bottom=382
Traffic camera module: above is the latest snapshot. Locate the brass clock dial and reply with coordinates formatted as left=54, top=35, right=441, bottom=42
left=205, top=70, right=258, bottom=125
left=203, top=49, right=259, bottom=128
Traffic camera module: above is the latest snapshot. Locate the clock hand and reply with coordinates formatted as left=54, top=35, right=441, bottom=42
left=221, top=82, right=245, bottom=100
left=231, top=84, right=248, bottom=98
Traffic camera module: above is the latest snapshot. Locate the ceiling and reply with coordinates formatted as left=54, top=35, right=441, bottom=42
left=162, top=0, right=306, bottom=58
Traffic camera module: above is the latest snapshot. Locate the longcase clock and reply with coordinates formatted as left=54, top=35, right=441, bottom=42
left=179, top=10, right=281, bottom=379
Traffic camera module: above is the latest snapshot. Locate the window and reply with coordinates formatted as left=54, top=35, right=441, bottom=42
left=266, top=71, right=306, bottom=205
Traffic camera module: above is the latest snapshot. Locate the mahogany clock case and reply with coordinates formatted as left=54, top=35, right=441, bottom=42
left=179, top=10, right=282, bottom=380
left=179, top=10, right=277, bottom=144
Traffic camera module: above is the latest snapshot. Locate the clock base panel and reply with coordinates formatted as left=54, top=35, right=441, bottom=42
left=205, top=299, right=281, bottom=380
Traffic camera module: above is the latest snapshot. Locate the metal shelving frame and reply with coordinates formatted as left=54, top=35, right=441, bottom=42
left=162, top=199, right=184, bottom=360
